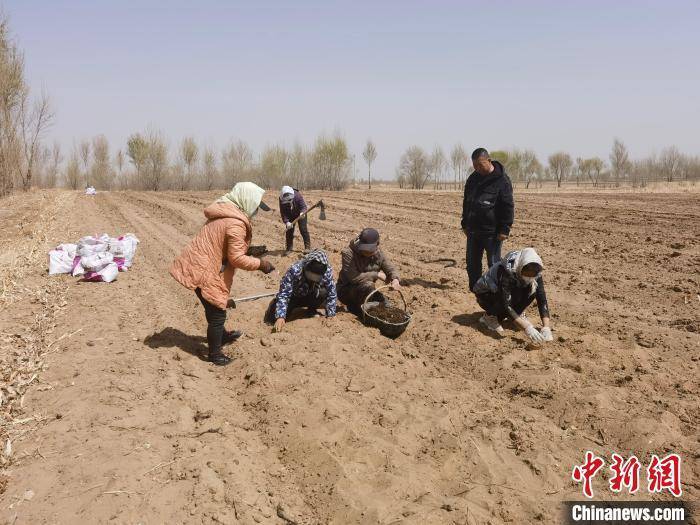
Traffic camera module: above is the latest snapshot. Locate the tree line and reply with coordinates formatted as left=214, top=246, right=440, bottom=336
left=59, top=131, right=353, bottom=192
left=394, top=140, right=700, bottom=190
left=15, top=130, right=700, bottom=195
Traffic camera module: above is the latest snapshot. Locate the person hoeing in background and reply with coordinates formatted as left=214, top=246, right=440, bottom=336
left=461, top=147, right=514, bottom=291
left=279, top=185, right=311, bottom=255
left=170, top=182, right=276, bottom=365
left=472, top=247, right=553, bottom=345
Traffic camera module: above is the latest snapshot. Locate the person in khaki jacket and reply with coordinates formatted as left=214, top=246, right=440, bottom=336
left=170, top=182, right=275, bottom=365
left=337, top=228, right=400, bottom=314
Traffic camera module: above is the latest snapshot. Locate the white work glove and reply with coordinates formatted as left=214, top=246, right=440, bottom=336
left=541, top=326, right=553, bottom=342
left=524, top=324, right=545, bottom=344
left=285, top=222, right=293, bottom=231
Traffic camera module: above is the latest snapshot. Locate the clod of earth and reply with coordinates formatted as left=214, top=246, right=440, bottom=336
left=246, top=245, right=268, bottom=257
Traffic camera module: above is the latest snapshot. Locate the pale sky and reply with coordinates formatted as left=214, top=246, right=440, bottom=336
left=6, top=0, right=700, bottom=179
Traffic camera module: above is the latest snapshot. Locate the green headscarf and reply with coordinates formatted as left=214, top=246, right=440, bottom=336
left=217, top=182, right=266, bottom=218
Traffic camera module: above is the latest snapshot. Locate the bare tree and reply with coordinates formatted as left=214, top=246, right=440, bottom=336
left=430, top=146, right=445, bottom=190
left=0, top=13, right=24, bottom=196
left=18, top=92, right=53, bottom=189
left=659, top=146, right=681, bottom=182
left=33, top=145, right=50, bottom=188
left=126, top=133, right=148, bottom=187
left=589, top=157, right=605, bottom=186
left=287, top=142, right=308, bottom=189
left=509, top=149, right=541, bottom=188
left=43, top=141, right=61, bottom=188
left=577, top=157, right=606, bottom=186
left=201, top=145, right=218, bottom=190
left=548, top=152, right=573, bottom=188
left=79, top=139, right=91, bottom=186
left=362, top=140, right=377, bottom=189
left=526, top=150, right=542, bottom=185
left=144, top=129, right=168, bottom=191
left=221, top=140, right=253, bottom=187
left=258, top=144, right=287, bottom=189
left=573, top=157, right=584, bottom=186
left=0, top=14, right=53, bottom=194
left=179, top=136, right=198, bottom=190
left=169, top=163, right=183, bottom=191
left=396, top=168, right=406, bottom=189
left=115, top=149, right=126, bottom=189
left=609, top=138, right=630, bottom=186
left=397, top=146, right=430, bottom=189
left=680, top=155, right=700, bottom=181
left=91, top=135, right=113, bottom=189
left=64, top=150, right=81, bottom=190
left=308, top=134, right=350, bottom=190
left=631, top=155, right=657, bottom=188
left=450, top=144, right=467, bottom=190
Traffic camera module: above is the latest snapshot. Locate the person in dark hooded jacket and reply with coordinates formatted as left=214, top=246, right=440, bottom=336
left=337, top=228, right=400, bottom=314
left=461, top=147, right=514, bottom=291
left=264, top=249, right=337, bottom=332
left=473, top=247, right=552, bottom=344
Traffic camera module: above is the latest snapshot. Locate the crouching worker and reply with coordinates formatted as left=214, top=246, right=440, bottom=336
left=170, top=182, right=275, bottom=366
left=264, top=249, right=337, bottom=332
left=472, top=247, right=553, bottom=344
left=279, top=185, right=310, bottom=255
left=337, top=228, right=400, bottom=315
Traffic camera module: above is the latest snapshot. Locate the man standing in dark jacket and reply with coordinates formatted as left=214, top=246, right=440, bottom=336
left=279, top=185, right=311, bottom=255
left=461, top=148, right=514, bottom=291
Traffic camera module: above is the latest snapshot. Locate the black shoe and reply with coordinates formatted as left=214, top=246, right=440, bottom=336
left=222, top=330, right=242, bottom=346
left=209, top=352, right=233, bottom=366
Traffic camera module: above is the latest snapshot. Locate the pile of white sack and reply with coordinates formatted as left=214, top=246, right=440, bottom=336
left=48, top=233, right=139, bottom=283
left=85, top=186, right=96, bottom=195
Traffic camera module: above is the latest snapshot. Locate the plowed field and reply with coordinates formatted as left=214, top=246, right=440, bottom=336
left=1, top=188, right=697, bottom=524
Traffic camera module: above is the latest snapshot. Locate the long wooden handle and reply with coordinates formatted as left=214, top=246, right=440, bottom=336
left=234, top=292, right=277, bottom=303
left=290, top=201, right=320, bottom=226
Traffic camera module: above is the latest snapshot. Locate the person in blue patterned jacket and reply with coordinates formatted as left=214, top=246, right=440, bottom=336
left=264, top=249, right=337, bottom=332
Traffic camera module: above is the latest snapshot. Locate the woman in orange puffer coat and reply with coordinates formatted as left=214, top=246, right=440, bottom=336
left=170, top=182, right=275, bottom=365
